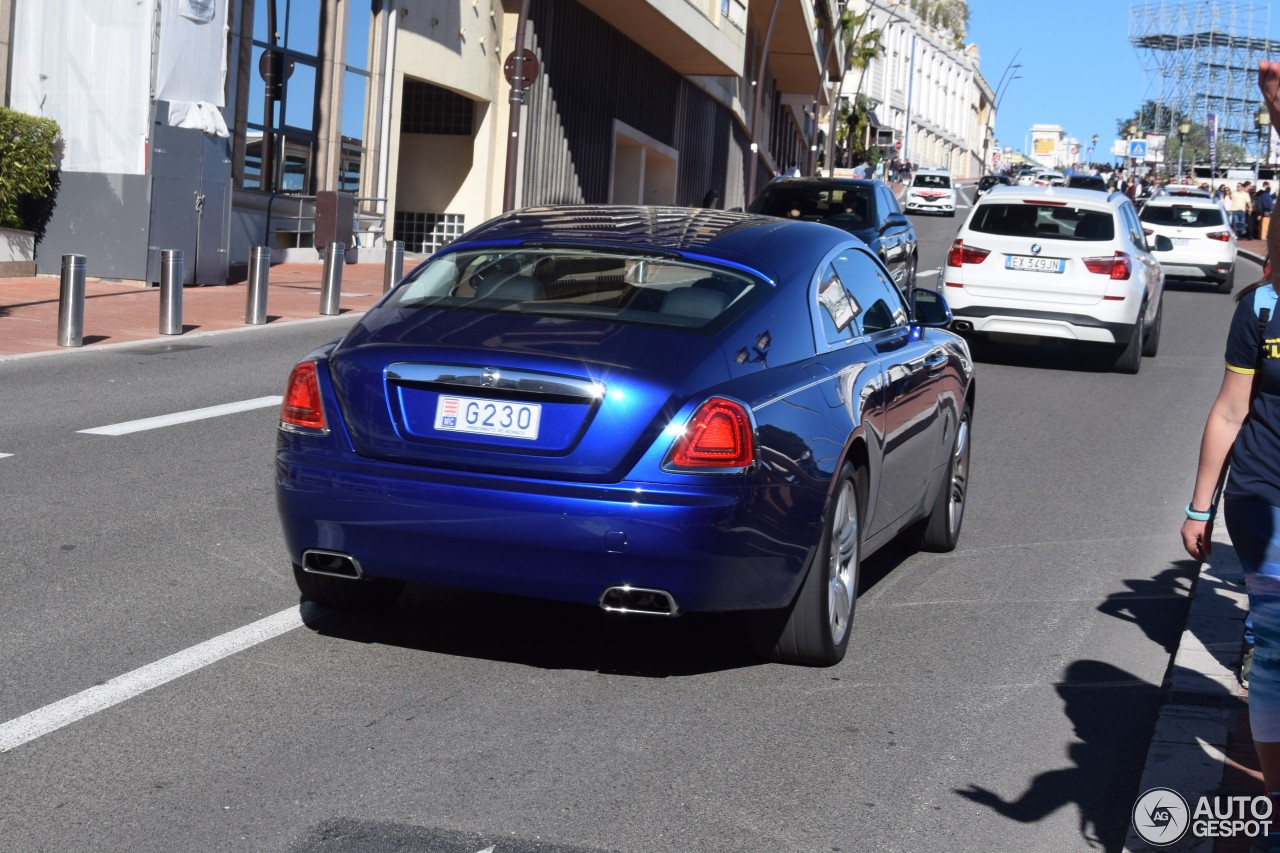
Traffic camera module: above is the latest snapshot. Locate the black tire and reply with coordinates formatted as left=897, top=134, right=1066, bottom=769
left=751, top=464, right=864, bottom=666
left=1217, top=265, right=1235, bottom=294
left=293, top=564, right=404, bottom=612
left=921, top=404, right=971, bottom=552
left=1113, top=312, right=1144, bottom=374
left=1142, top=299, right=1163, bottom=357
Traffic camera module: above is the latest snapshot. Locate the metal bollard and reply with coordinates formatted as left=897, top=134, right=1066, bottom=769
left=57, top=254, right=86, bottom=347
left=383, top=240, right=404, bottom=293
left=245, top=246, right=270, bottom=325
left=319, top=241, right=344, bottom=315
left=159, top=249, right=183, bottom=335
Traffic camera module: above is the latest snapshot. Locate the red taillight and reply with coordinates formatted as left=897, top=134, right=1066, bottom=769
left=947, top=239, right=990, bottom=267
left=1206, top=231, right=1232, bottom=242
left=280, top=361, right=328, bottom=432
left=1083, top=252, right=1132, bottom=281
left=1142, top=228, right=1153, bottom=237
left=664, top=398, right=754, bottom=469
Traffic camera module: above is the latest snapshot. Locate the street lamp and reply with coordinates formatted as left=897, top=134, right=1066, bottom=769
left=1177, top=119, right=1191, bottom=182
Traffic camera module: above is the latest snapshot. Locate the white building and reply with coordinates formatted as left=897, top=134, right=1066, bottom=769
left=846, top=0, right=994, bottom=177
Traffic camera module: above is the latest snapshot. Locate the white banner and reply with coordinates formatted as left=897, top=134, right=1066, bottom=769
left=156, top=0, right=230, bottom=107
left=11, top=0, right=153, bottom=174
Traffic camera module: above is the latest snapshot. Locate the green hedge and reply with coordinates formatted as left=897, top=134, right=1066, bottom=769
left=0, top=107, right=61, bottom=230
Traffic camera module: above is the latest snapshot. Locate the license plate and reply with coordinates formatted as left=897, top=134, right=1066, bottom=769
left=434, top=394, right=541, bottom=440
left=1006, top=255, right=1064, bottom=273
left=1173, top=237, right=1191, bottom=246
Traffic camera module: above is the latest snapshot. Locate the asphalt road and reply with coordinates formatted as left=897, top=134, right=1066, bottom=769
left=0, top=202, right=1257, bottom=853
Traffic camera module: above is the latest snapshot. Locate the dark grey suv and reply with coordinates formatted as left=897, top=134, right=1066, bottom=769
left=748, top=177, right=919, bottom=292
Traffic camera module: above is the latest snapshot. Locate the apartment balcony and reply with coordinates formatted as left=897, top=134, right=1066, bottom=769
left=577, top=0, right=745, bottom=77
left=749, top=0, right=838, bottom=94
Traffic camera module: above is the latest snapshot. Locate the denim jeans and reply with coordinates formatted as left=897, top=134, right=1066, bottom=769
left=1226, top=498, right=1280, bottom=741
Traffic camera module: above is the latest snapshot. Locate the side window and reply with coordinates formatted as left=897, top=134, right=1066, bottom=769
left=879, top=185, right=902, bottom=216
left=832, top=249, right=908, bottom=336
left=1120, top=204, right=1146, bottom=249
left=816, top=263, right=859, bottom=345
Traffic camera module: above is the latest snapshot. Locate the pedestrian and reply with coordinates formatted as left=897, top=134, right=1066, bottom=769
left=1259, top=183, right=1276, bottom=240
left=1181, top=57, right=1280, bottom=853
left=1232, top=183, right=1253, bottom=237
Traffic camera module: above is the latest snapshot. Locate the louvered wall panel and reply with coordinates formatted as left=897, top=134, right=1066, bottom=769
left=522, top=0, right=747, bottom=209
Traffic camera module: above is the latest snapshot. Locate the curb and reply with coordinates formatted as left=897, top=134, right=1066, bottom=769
left=1122, top=528, right=1249, bottom=853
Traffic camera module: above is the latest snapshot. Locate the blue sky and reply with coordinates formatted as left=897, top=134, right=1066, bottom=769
left=965, top=0, right=1272, bottom=160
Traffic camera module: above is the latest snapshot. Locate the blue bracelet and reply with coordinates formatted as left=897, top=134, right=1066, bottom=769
left=1185, top=504, right=1214, bottom=522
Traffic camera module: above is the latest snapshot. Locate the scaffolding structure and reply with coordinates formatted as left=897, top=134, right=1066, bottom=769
left=1130, top=0, right=1277, bottom=171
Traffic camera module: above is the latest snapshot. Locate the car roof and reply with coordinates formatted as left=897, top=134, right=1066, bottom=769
left=452, top=204, right=856, bottom=284
left=758, top=176, right=882, bottom=190
left=980, top=185, right=1123, bottom=208
left=1141, top=193, right=1221, bottom=208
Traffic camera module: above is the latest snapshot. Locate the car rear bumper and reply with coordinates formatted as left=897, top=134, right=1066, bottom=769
left=948, top=305, right=1132, bottom=343
left=905, top=201, right=955, bottom=213
left=276, top=447, right=816, bottom=612
left=1157, top=258, right=1234, bottom=280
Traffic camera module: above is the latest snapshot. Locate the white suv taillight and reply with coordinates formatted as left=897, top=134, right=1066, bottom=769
left=1206, top=231, right=1232, bottom=242
left=1083, top=252, right=1132, bottom=281
left=947, top=239, right=990, bottom=268
left=280, top=361, right=329, bottom=434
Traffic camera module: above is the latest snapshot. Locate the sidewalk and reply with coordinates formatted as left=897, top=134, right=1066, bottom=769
left=0, top=259, right=400, bottom=360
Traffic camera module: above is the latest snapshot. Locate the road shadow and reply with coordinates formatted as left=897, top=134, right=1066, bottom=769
left=299, top=584, right=762, bottom=677
left=954, top=659, right=1237, bottom=852
left=961, top=336, right=1121, bottom=373
left=1097, top=562, right=1201, bottom=655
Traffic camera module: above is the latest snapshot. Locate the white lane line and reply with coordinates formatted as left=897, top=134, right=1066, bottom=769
left=0, top=605, right=309, bottom=754
left=917, top=269, right=940, bottom=278
left=79, top=396, right=283, bottom=436
left=0, top=453, right=12, bottom=459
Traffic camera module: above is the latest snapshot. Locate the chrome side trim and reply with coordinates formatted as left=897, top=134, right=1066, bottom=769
left=386, top=362, right=604, bottom=401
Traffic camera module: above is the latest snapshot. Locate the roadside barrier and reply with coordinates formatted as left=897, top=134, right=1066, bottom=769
left=246, top=246, right=270, bottom=325
left=159, top=249, right=183, bottom=335
left=383, top=240, right=404, bottom=293
left=57, top=254, right=86, bottom=347
left=320, top=242, right=344, bottom=315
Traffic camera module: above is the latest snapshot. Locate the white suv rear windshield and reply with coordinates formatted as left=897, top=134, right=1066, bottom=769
left=1139, top=204, right=1226, bottom=228
left=969, top=202, right=1116, bottom=241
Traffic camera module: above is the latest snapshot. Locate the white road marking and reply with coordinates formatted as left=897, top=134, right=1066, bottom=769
left=0, top=453, right=12, bottom=459
left=0, top=605, right=309, bottom=754
left=79, top=396, right=283, bottom=436
left=917, top=269, right=940, bottom=278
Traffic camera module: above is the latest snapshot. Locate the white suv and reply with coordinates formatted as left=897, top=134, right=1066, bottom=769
left=904, top=169, right=958, bottom=217
left=942, top=185, right=1171, bottom=373
left=1137, top=195, right=1237, bottom=292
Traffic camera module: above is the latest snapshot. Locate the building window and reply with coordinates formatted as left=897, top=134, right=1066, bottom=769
left=401, top=80, right=475, bottom=136
left=394, top=211, right=466, bottom=254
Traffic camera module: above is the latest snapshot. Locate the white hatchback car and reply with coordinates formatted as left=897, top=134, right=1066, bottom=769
left=1137, top=195, right=1237, bottom=292
left=942, top=185, right=1171, bottom=373
left=904, top=169, right=958, bottom=217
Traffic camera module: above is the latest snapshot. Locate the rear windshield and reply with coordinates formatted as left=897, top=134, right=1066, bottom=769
left=391, top=248, right=762, bottom=330
left=750, top=184, right=875, bottom=228
left=913, top=174, right=952, bottom=189
left=969, top=203, right=1116, bottom=241
left=1139, top=204, right=1226, bottom=228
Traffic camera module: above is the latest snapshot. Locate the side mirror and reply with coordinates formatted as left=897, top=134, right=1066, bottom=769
left=1152, top=234, right=1174, bottom=252
left=881, top=212, right=909, bottom=232
left=910, top=287, right=953, bottom=327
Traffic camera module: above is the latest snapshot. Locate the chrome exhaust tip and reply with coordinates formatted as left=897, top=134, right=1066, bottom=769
left=599, top=585, right=679, bottom=616
left=951, top=320, right=973, bottom=332
left=301, top=549, right=363, bottom=579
